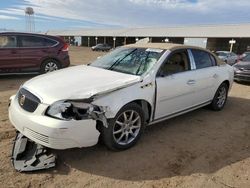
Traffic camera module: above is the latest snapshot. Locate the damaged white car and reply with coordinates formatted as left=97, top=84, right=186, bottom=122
left=9, top=43, right=234, bottom=171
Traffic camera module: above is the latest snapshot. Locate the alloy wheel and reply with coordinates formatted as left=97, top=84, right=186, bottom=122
left=216, top=86, right=227, bottom=108
left=113, top=110, right=141, bottom=146
left=44, top=62, right=58, bottom=73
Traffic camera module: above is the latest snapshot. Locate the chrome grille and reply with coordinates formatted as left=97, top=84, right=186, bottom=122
left=18, top=88, right=41, bottom=113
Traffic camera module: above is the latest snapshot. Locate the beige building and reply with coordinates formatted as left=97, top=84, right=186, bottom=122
left=46, top=24, right=250, bottom=53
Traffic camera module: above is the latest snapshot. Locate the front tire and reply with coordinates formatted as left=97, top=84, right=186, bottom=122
left=101, top=103, right=145, bottom=151
left=210, top=83, right=229, bottom=111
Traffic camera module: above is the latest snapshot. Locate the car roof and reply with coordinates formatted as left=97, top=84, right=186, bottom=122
left=0, top=32, right=60, bottom=40
left=125, top=42, right=210, bottom=52
left=125, top=42, right=225, bottom=65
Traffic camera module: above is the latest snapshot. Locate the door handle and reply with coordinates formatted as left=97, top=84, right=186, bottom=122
left=187, top=80, right=196, bottom=85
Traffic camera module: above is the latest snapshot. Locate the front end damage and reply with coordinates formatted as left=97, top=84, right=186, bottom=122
left=45, top=99, right=109, bottom=127
left=10, top=98, right=109, bottom=172
left=11, top=133, right=56, bottom=172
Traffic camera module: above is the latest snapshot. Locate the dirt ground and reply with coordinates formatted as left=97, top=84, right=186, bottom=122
left=0, top=47, right=250, bottom=188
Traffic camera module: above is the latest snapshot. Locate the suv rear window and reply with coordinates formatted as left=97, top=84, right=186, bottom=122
left=44, top=38, right=57, bottom=47
left=20, top=36, right=57, bottom=48
left=0, top=35, right=17, bottom=48
left=192, top=49, right=215, bottom=69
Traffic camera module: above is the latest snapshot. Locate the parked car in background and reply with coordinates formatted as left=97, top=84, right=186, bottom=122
left=215, top=51, right=238, bottom=65
left=0, top=32, right=70, bottom=74
left=239, top=51, right=250, bottom=60
left=91, top=43, right=112, bottom=51
left=233, top=54, right=250, bottom=82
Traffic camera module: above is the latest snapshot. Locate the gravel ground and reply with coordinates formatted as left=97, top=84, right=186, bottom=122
left=0, top=47, right=250, bottom=188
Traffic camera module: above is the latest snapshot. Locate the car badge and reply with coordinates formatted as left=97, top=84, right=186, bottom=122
left=19, top=95, right=26, bottom=106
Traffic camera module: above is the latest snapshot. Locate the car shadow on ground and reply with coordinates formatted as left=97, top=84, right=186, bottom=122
left=42, top=96, right=250, bottom=181
left=234, top=81, right=250, bottom=86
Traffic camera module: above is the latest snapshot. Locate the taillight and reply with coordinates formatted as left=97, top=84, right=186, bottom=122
left=62, top=43, right=69, bottom=52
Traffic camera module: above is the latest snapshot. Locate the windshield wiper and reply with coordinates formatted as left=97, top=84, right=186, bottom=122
left=136, top=52, right=150, bottom=75
left=109, top=49, right=137, bottom=70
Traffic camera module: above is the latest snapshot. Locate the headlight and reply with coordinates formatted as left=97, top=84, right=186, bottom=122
left=46, top=101, right=96, bottom=120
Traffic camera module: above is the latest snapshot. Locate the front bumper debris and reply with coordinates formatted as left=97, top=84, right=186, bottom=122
left=11, top=132, right=56, bottom=172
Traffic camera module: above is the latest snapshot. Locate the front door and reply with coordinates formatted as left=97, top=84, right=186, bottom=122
left=0, top=35, right=20, bottom=73
left=154, top=50, right=196, bottom=119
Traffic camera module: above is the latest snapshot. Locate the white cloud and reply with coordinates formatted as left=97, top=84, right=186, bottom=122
left=0, top=15, right=20, bottom=20
left=1, top=0, right=250, bottom=28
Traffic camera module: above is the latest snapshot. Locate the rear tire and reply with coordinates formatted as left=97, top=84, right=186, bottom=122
left=210, top=83, right=229, bottom=111
left=40, top=59, right=60, bottom=74
left=101, top=103, right=145, bottom=151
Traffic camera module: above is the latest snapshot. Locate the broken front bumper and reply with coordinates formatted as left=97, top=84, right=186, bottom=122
left=12, top=132, right=56, bottom=172
left=9, top=95, right=100, bottom=150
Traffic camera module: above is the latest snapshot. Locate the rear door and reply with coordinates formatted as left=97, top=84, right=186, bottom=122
left=18, top=35, right=52, bottom=71
left=0, top=35, right=20, bottom=72
left=188, top=49, right=219, bottom=105
left=154, top=49, right=197, bottom=119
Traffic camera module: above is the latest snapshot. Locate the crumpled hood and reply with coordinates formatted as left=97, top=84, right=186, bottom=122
left=23, top=65, right=141, bottom=104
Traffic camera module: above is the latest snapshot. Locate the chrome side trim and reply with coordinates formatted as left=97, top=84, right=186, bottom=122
left=149, top=100, right=211, bottom=125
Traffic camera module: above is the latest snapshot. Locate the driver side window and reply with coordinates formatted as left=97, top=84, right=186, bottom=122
left=158, top=50, right=190, bottom=76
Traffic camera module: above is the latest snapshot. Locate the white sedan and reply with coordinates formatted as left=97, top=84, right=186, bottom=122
left=9, top=43, right=234, bottom=151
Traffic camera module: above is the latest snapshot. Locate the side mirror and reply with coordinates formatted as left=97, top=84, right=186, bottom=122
left=157, top=70, right=167, bottom=78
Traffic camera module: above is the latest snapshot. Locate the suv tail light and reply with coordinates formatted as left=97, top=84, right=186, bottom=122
left=62, top=43, right=69, bottom=52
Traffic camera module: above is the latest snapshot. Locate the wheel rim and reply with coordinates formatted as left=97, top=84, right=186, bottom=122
left=113, top=110, right=141, bottom=146
left=216, top=86, right=227, bottom=108
left=44, top=62, right=58, bottom=73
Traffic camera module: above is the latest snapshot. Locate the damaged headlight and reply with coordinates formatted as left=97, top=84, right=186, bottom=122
left=46, top=101, right=97, bottom=120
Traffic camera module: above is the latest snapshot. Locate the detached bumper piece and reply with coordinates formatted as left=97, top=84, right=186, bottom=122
left=11, top=133, right=56, bottom=172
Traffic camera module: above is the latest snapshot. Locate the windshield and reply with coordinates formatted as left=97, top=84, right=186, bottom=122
left=90, top=47, right=164, bottom=75
left=242, top=54, right=250, bottom=62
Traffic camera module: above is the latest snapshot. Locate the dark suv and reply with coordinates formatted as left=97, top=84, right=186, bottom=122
left=0, top=32, right=70, bottom=74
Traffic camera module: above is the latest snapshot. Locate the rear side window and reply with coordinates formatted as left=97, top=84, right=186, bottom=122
left=20, top=36, right=44, bottom=47
left=191, top=49, right=215, bottom=69
left=20, top=36, right=57, bottom=48
left=44, top=38, right=57, bottom=47
left=0, top=35, right=17, bottom=48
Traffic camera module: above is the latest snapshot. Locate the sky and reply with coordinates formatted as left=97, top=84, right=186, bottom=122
left=1, top=0, right=250, bottom=32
